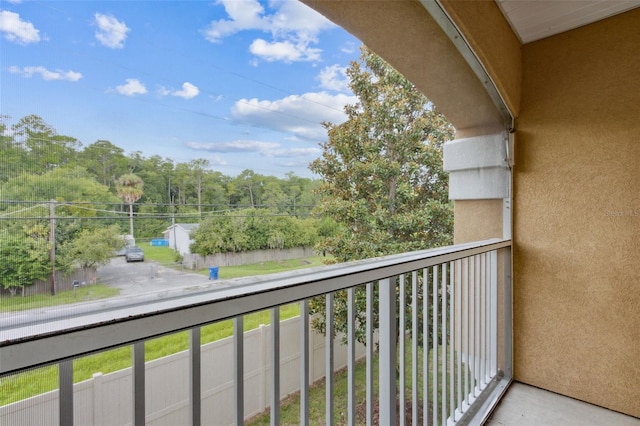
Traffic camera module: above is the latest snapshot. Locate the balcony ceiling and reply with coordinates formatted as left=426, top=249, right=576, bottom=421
left=495, top=0, right=640, bottom=43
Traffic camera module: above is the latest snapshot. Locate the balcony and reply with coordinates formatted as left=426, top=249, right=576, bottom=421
left=1, top=239, right=513, bottom=425
left=487, top=382, right=640, bottom=426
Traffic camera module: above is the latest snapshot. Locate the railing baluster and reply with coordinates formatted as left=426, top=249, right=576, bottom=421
left=379, top=277, right=397, bottom=425
left=484, top=253, right=490, bottom=385
left=468, top=257, right=476, bottom=404
left=423, top=268, right=429, bottom=424
left=233, top=318, right=243, bottom=426
left=463, top=257, right=470, bottom=409
left=366, top=283, right=374, bottom=426
left=456, top=258, right=463, bottom=421
left=442, top=263, right=448, bottom=425
left=191, top=326, right=201, bottom=426
left=479, top=253, right=486, bottom=388
left=133, top=341, right=145, bottom=426
left=433, top=265, right=439, bottom=426
left=411, top=271, right=418, bottom=424
left=270, top=308, right=280, bottom=426
left=326, top=293, right=334, bottom=426
left=399, top=274, right=406, bottom=426
left=59, top=360, right=74, bottom=426
left=491, top=250, right=499, bottom=377
left=300, top=300, right=310, bottom=426
left=449, top=261, right=455, bottom=423
left=475, top=255, right=481, bottom=396
left=347, top=287, right=356, bottom=426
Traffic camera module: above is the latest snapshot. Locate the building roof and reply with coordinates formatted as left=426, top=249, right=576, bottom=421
left=166, top=223, right=200, bottom=232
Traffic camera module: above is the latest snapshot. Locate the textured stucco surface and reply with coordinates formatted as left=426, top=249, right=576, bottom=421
left=454, top=199, right=503, bottom=244
left=440, top=0, right=522, bottom=117
left=514, top=9, right=640, bottom=417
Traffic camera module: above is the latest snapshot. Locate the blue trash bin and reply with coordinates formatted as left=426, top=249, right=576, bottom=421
left=208, top=266, right=219, bottom=280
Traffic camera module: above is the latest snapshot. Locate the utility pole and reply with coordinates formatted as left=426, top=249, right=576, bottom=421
left=49, top=200, right=56, bottom=295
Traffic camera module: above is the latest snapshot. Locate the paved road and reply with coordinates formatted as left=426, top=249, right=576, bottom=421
left=97, top=256, right=211, bottom=297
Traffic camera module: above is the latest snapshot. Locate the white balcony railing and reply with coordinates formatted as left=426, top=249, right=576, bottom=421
left=0, top=238, right=512, bottom=425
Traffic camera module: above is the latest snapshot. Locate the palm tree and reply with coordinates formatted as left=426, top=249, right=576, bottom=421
left=115, top=173, right=144, bottom=237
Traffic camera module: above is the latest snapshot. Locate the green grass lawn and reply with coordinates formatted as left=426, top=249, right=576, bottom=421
left=245, top=344, right=464, bottom=425
left=211, top=256, right=330, bottom=279
left=143, top=245, right=331, bottom=280
left=0, top=284, right=119, bottom=313
left=142, top=244, right=180, bottom=264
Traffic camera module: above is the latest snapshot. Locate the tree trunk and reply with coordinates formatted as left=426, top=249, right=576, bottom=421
left=129, top=203, right=134, bottom=236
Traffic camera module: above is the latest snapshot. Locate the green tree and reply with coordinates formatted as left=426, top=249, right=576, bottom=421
left=188, top=159, right=210, bottom=217
left=60, top=225, right=125, bottom=282
left=0, top=166, right=120, bottom=205
left=234, top=169, right=264, bottom=208
left=80, top=140, right=128, bottom=189
left=115, top=173, right=144, bottom=237
left=0, top=115, right=27, bottom=182
left=0, top=225, right=51, bottom=296
left=11, top=115, right=81, bottom=172
left=309, top=46, right=455, bottom=344
left=190, top=209, right=318, bottom=255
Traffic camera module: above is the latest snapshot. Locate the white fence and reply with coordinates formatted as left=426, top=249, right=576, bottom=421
left=0, top=315, right=370, bottom=426
left=182, top=247, right=316, bottom=270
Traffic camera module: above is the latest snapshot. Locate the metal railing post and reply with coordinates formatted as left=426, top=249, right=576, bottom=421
left=133, top=342, right=145, bottom=426
left=233, top=318, right=243, bottom=426
left=379, top=277, right=397, bottom=425
left=59, top=360, right=74, bottom=426
left=190, top=327, right=201, bottom=426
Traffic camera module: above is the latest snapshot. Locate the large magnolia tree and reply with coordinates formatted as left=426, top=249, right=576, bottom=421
left=309, top=46, right=455, bottom=344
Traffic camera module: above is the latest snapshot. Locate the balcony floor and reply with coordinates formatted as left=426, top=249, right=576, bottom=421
left=486, top=382, right=640, bottom=426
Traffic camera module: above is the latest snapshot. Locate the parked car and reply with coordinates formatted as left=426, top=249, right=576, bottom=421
left=125, top=246, right=145, bottom=262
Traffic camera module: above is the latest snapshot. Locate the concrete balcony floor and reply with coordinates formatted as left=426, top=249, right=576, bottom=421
left=486, top=382, right=640, bottom=426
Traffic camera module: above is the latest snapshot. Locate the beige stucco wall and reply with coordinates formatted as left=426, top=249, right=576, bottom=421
left=440, top=0, right=521, bottom=117
left=514, top=9, right=640, bottom=417
left=453, top=199, right=503, bottom=243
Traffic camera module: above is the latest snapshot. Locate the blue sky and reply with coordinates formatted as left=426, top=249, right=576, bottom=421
left=0, top=0, right=361, bottom=177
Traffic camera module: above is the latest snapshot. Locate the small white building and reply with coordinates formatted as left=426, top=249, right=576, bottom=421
left=163, top=223, right=199, bottom=256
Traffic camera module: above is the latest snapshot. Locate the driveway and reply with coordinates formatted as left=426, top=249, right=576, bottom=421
left=97, top=256, right=212, bottom=297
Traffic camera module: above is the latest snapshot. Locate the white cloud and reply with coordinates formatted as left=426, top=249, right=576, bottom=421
left=202, top=0, right=335, bottom=63
left=94, top=13, right=129, bottom=49
left=186, top=140, right=280, bottom=154
left=114, top=78, right=147, bottom=96
left=207, top=155, right=228, bottom=166
left=341, top=42, right=356, bottom=54
left=172, top=82, right=199, bottom=99
left=9, top=65, right=82, bottom=81
left=158, top=82, right=200, bottom=99
left=231, top=91, right=355, bottom=141
left=271, top=147, right=321, bottom=158
left=249, top=38, right=320, bottom=63
left=0, top=11, right=40, bottom=44
left=185, top=140, right=320, bottom=159
left=317, top=65, right=349, bottom=92
left=157, top=86, right=171, bottom=97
